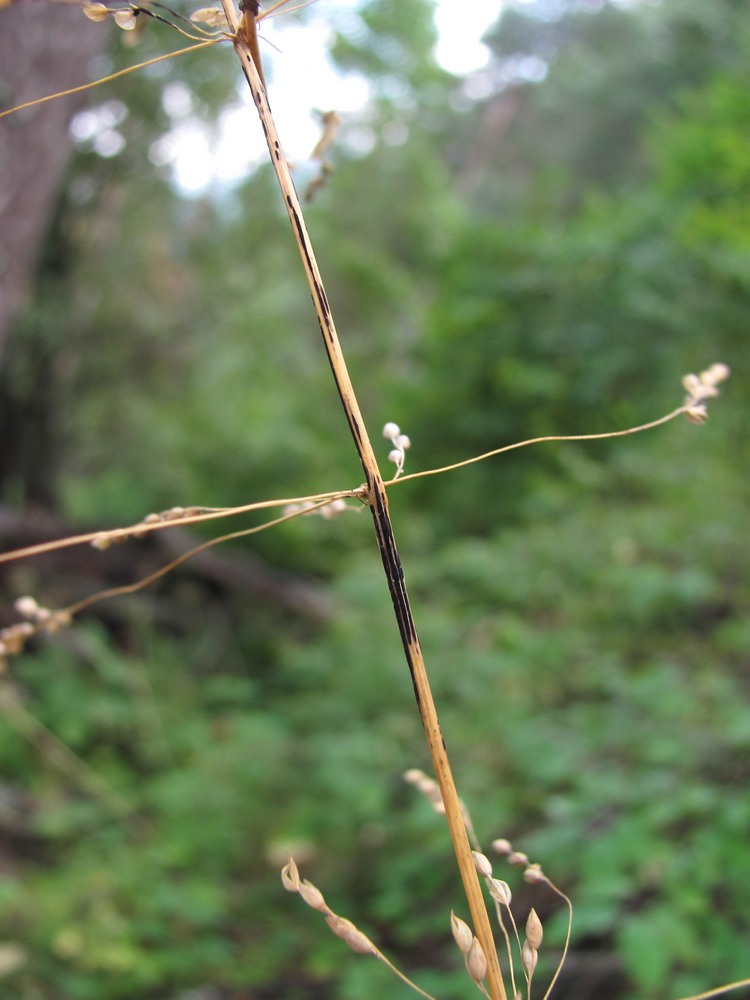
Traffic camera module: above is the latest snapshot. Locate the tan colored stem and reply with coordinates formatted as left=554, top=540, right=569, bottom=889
left=218, top=3, right=506, bottom=997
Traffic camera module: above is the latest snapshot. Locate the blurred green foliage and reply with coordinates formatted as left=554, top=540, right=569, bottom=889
left=1, top=1, right=748, bottom=998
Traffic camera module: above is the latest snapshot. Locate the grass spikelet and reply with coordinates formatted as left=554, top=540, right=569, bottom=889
left=451, top=911, right=474, bottom=955
left=325, top=915, right=378, bottom=956
left=280, top=860, right=439, bottom=1000
left=525, top=909, right=543, bottom=951
left=466, top=935, right=489, bottom=986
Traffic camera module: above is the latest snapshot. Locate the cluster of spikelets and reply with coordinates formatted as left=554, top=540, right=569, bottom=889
left=383, top=421, right=412, bottom=479
left=281, top=769, right=750, bottom=1000
left=81, top=0, right=229, bottom=37
left=281, top=856, right=439, bottom=999
left=407, top=767, right=569, bottom=1000
left=682, top=363, right=730, bottom=424
left=91, top=505, right=208, bottom=550
left=282, top=768, right=571, bottom=1000
left=282, top=498, right=351, bottom=519
left=282, top=422, right=411, bottom=517
left=467, top=844, right=549, bottom=999
left=81, top=0, right=146, bottom=30
left=0, top=505, right=210, bottom=671
left=0, top=597, right=71, bottom=673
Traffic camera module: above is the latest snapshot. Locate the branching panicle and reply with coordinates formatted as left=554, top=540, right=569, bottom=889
left=0, top=4, right=738, bottom=997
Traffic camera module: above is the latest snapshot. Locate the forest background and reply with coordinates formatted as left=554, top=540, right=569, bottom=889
left=0, top=0, right=748, bottom=998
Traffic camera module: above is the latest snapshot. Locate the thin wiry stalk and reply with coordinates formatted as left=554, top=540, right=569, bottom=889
left=218, top=3, right=506, bottom=997
left=0, top=39, right=222, bottom=121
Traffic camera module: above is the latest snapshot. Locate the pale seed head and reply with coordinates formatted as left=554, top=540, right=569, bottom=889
left=406, top=770, right=441, bottom=806
left=466, top=937, right=488, bottom=983
left=682, top=373, right=701, bottom=394
left=0, top=623, right=34, bottom=656
left=280, top=858, right=301, bottom=892
left=46, top=611, right=72, bottom=634
left=15, top=596, right=39, bottom=619
left=525, top=908, right=543, bottom=950
left=298, top=879, right=329, bottom=914
left=522, top=940, right=538, bottom=975
left=702, top=362, right=730, bottom=385
left=471, top=851, right=493, bottom=878
left=491, top=838, right=512, bottom=856
left=682, top=362, right=730, bottom=423
left=684, top=404, right=708, bottom=425
left=523, top=864, right=545, bottom=885
left=508, top=851, right=529, bottom=868
left=325, top=915, right=377, bottom=956
left=403, top=768, right=425, bottom=784
left=450, top=912, right=473, bottom=955
left=114, top=9, right=137, bottom=30
left=326, top=498, right=348, bottom=518
left=488, top=878, right=512, bottom=906
left=418, top=777, right=440, bottom=801
left=82, top=1, right=110, bottom=21
left=190, top=6, right=227, bottom=24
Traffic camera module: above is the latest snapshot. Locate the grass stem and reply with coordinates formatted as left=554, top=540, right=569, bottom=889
left=219, top=4, right=506, bottom=996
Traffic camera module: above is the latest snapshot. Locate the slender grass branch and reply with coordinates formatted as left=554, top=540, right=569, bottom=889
left=387, top=406, right=688, bottom=487
left=0, top=490, right=361, bottom=564
left=534, top=874, right=573, bottom=1000
left=0, top=38, right=224, bottom=121
left=0, top=396, right=713, bottom=676
left=677, top=982, right=750, bottom=1000
left=61, top=499, right=338, bottom=618
left=0, top=403, right=689, bottom=567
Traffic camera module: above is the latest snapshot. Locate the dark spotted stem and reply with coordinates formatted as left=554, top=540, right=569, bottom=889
left=220, top=7, right=505, bottom=999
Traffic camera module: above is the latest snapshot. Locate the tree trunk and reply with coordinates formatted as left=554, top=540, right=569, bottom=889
left=0, top=3, right=109, bottom=363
